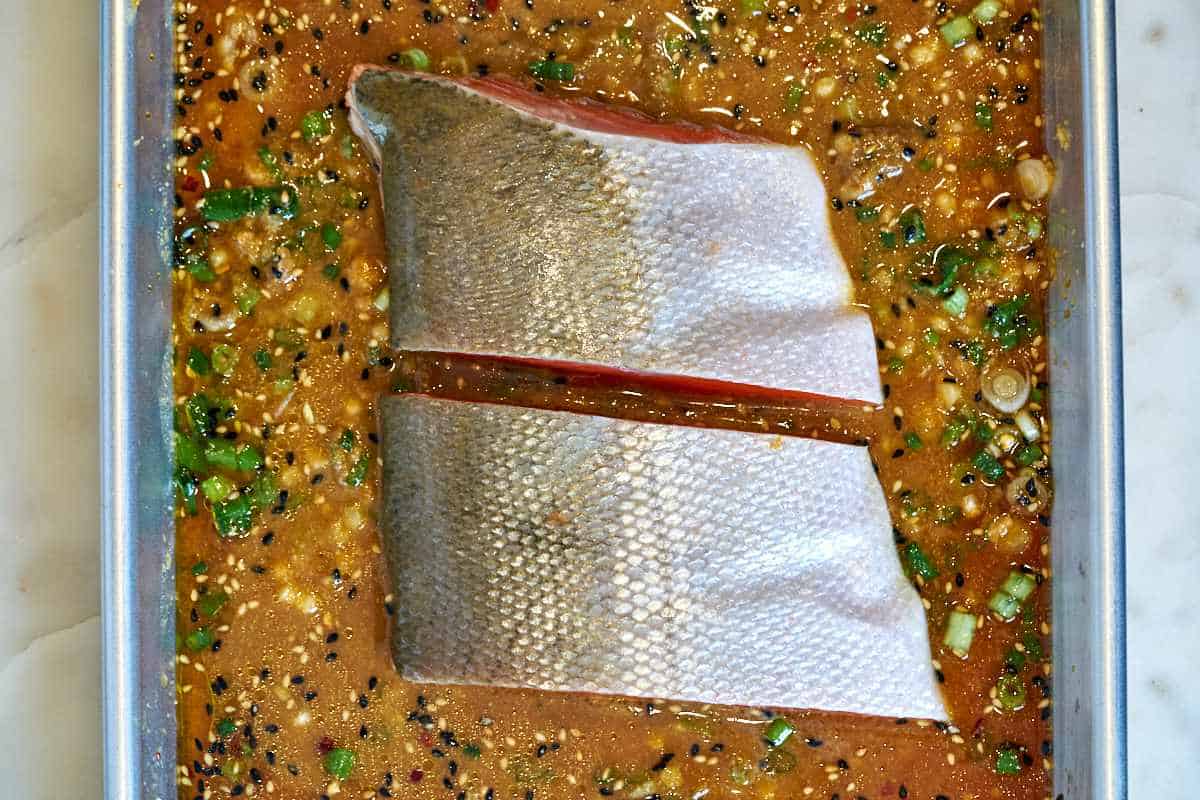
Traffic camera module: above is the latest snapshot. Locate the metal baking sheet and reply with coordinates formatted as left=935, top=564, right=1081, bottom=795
left=99, top=1, right=1126, bottom=798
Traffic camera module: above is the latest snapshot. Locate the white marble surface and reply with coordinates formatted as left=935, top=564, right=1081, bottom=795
left=0, top=0, right=1195, bottom=796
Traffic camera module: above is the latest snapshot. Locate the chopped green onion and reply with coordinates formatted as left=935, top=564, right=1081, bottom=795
left=784, top=83, right=807, bottom=111
left=204, top=439, right=239, bottom=471
left=994, top=745, right=1022, bottom=775
left=257, top=146, right=283, bottom=179
left=985, top=294, right=1037, bottom=349
left=898, top=208, right=926, bottom=246
left=253, top=349, right=273, bottom=371
left=246, top=472, right=279, bottom=510
left=996, top=674, right=1026, bottom=711
left=1001, top=571, right=1037, bottom=602
left=322, top=263, right=341, bottom=280
left=1004, top=647, right=1027, bottom=672
left=855, top=205, right=880, bottom=222
left=211, top=344, right=240, bottom=377
left=235, top=285, right=261, bottom=316
left=923, top=328, right=941, bottom=346
left=903, top=542, right=939, bottom=580
left=185, top=627, right=213, bottom=651
left=274, top=328, right=305, bottom=350
left=961, top=340, right=987, bottom=366
left=942, top=286, right=969, bottom=317
left=1014, top=443, right=1044, bottom=466
left=213, top=494, right=254, bottom=537
left=528, top=59, right=575, bottom=82
left=740, top=0, right=765, bottom=14
left=402, top=48, right=430, bottom=70
left=939, top=16, right=976, bottom=48
left=463, top=743, right=482, bottom=759
left=198, top=590, right=229, bottom=616
left=216, top=717, right=238, bottom=738
left=855, top=22, right=888, bottom=47
left=198, top=152, right=215, bottom=172
left=943, top=610, right=978, bottom=655
left=879, top=230, right=898, bottom=250
left=323, top=747, right=356, bottom=781
left=187, top=347, right=212, bottom=376
left=235, top=443, right=264, bottom=472
left=972, top=450, right=1005, bottom=482
left=974, top=102, right=994, bottom=131
left=202, top=184, right=300, bottom=222
left=988, top=589, right=1021, bottom=621
left=904, top=432, right=924, bottom=451
left=300, top=110, right=332, bottom=142
left=174, top=468, right=200, bottom=516
left=942, top=419, right=969, bottom=448
left=321, top=222, right=343, bottom=251
left=971, top=0, right=1004, bottom=23
left=186, top=259, right=216, bottom=282
left=338, top=429, right=357, bottom=452
left=191, top=561, right=209, bottom=576
left=888, top=356, right=905, bottom=374
left=762, top=717, right=795, bottom=747
left=201, top=474, right=236, bottom=502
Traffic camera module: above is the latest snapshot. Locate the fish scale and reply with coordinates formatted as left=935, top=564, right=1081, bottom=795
left=382, top=396, right=945, bottom=718
left=349, top=68, right=883, bottom=403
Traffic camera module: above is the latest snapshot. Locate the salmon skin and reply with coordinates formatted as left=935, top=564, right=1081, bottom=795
left=381, top=396, right=944, bottom=718
left=349, top=68, right=883, bottom=404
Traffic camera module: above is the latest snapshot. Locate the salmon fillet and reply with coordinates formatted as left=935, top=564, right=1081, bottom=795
left=381, top=396, right=944, bottom=718
left=349, top=68, right=883, bottom=404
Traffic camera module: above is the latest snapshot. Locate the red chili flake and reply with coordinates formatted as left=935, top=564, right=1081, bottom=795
left=484, top=0, right=499, bottom=12
left=317, top=735, right=335, bottom=755
left=409, top=769, right=424, bottom=783
left=181, top=174, right=201, bottom=192
left=418, top=730, right=434, bottom=748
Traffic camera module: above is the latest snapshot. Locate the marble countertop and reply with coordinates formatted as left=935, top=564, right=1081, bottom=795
left=0, top=0, right=1194, bottom=795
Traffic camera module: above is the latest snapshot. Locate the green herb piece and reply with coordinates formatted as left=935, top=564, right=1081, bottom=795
left=961, top=340, right=987, bottom=366
left=211, top=344, right=240, bottom=377
left=202, top=184, right=300, bottom=222
left=201, top=475, right=236, bottom=502
left=855, top=21, right=889, bottom=47
left=740, top=0, right=765, bottom=14
left=191, top=561, right=209, bottom=576
left=876, top=71, right=892, bottom=88
left=300, top=110, right=332, bottom=142
left=185, top=627, right=213, bottom=651
left=338, top=429, right=357, bottom=452
left=322, top=263, right=341, bottom=280
left=988, top=589, right=1021, bottom=621
left=943, top=610, right=977, bottom=655
left=898, top=207, right=926, bottom=246
left=996, top=674, right=1026, bottom=711
left=1000, top=571, right=1037, bottom=602
left=198, top=152, right=215, bottom=171
left=879, top=230, right=898, bottom=249
left=528, top=60, right=575, bottom=82
left=922, top=328, right=940, bottom=346
left=253, top=349, right=273, bottom=372
left=203, top=439, right=238, bottom=471
left=323, top=747, right=356, bottom=781
left=975, top=102, right=994, bottom=131
left=274, top=328, right=305, bottom=351
left=463, top=743, right=482, bottom=759
left=942, top=419, right=969, bottom=448
left=888, top=356, right=905, bottom=374
left=216, top=718, right=237, bottom=738
left=321, top=222, right=343, bottom=251
left=198, top=590, right=229, bottom=617
left=1004, top=646, right=1027, bottom=672
left=904, top=432, right=924, bottom=451
left=972, top=450, right=1005, bottom=482
left=346, top=454, right=371, bottom=487
left=994, top=745, right=1023, bottom=775
left=187, top=347, right=212, bottom=377
left=762, top=717, right=795, bottom=747
left=903, top=542, right=939, bottom=580
left=939, top=16, right=976, bottom=48
left=245, top=472, right=279, bottom=510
